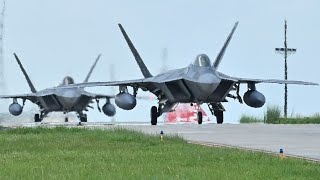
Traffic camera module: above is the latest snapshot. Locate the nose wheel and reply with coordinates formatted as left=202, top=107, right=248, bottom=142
left=197, top=111, right=203, bottom=124
left=150, top=106, right=158, bottom=125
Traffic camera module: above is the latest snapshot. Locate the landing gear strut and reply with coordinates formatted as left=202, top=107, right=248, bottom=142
left=150, top=106, right=158, bottom=125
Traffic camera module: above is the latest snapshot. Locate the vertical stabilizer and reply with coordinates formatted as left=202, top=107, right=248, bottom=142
left=83, top=54, right=101, bottom=83
left=13, top=53, right=37, bottom=93
left=213, top=22, right=239, bottom=69
left=118, top=24, right=153, bottom=78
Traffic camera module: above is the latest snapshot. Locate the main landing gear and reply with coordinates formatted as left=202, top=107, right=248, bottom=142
left=80, top=115, right=87, bottom=122
left=150, top=106, right=158, bottom=125
left=34, top=114, right=41, bottom=122
left=208, top=103, right=225, bottom=124
left=214, top=110, right=223, bottom=124
left=34, top=111, right=47, bottom=122
left=78, top=113, right=88, bottom=122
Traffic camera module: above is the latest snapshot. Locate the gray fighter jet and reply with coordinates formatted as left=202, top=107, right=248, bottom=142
left=65, top=22, right=318, bottom=125
left=0, top=54, right=116, bottom=122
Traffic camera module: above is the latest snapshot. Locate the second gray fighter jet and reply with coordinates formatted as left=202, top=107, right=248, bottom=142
left=0, top=54, right=116, bottom=122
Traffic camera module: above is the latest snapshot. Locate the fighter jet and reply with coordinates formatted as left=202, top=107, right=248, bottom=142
left=0, top=54, right=116, bottom=122
left=64, top=22, right=318, bottom=125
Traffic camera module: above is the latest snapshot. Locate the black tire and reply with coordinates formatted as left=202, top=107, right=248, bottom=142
left=214, top=111, right=223, bottom=124
left=197, top=111, right=203, bottom=124
left=34, top=114, right=41, bottom=122
left=65, top=117, right=68, bottom=122
left=80, top=116, right=87, bottom=122
left=150, top=106, right=158, bottom=125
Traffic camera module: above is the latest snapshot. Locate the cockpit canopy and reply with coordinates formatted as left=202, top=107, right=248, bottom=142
left=62, top=76, right=75, bottom=85
left=193, top=54, right=212, bottom=67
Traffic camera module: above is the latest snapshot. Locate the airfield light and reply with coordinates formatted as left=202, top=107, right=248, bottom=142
left=279, top=148, right=284, bottom=159
left=160, top=131, right=164, bottom=141
left=275, top=20, right=297, bottom=118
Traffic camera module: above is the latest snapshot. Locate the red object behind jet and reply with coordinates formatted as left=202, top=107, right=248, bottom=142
left=165, top=104, right=210, bottom=123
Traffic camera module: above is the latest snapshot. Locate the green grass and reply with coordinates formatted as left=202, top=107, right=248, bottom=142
left=0, top=127, right=319, bottom=179
left=264, top=105, right=282, bottom=124
left=240, top=105, right=320, bottom=124
left=279, top=113, right=320, bottom=124
left=239, top=115, right=263, bottom=123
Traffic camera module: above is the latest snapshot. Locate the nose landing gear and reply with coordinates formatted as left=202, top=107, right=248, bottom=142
left=197, top=111, right=203, bottom=124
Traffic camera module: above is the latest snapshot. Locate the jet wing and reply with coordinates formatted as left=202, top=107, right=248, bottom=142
left=0, top=93, right=38, bottom=103
left=235, top=78, right=318, bottom=85
left=63, top=78, right=158, bottom=91
left=217, top=72, right=318, bottom=85
left=0, top=91, right=63, bottom=106
left=0, top=93, right=42, bottom=107
left=76, top=79, right=146, bottom=87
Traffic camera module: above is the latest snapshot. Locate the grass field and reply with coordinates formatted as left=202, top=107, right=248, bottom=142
left=0, top=127, right=319, bottom=179
left=240, top=105, right=320, bottom=124
left=239, top=115, right=263, bottom=123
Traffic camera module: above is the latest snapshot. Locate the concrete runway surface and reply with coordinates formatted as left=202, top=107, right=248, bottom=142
left=1, top=122, right=319, bottom=161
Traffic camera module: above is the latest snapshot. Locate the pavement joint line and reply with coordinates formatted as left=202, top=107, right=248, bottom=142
left=187, top=140, right=320, bottom=163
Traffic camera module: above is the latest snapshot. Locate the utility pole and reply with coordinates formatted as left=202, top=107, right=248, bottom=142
left=275, top=20, right=296, bottom=118
left=0, top=1, right=6, bottom=112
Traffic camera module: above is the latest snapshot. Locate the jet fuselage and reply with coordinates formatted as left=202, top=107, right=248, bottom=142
left=36, top=87, right=92, bottom=113
left=151, top=54, right=235, bottom=104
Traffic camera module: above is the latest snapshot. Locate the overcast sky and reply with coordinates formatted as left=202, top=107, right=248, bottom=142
left=1, top=0, right=319, bottom=123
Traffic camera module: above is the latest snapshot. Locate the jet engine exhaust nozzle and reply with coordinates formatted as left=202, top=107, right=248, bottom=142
left=115, top=92, right=137, bottom=110
left=9, top=103, right=23, bottom=116
left=102, top=102, right=116, bottom=117
left=243, top=90, right=266, bottom=108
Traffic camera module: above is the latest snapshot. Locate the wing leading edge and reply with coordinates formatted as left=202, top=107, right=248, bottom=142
left=217, top=72, right=318, bottom=85
left=236, top=78, right=318, bottom=85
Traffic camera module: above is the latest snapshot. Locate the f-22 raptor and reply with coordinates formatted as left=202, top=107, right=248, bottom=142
left=66, top=22, right=318, bottom=125
left=0, top=54, right=117, bottom=122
